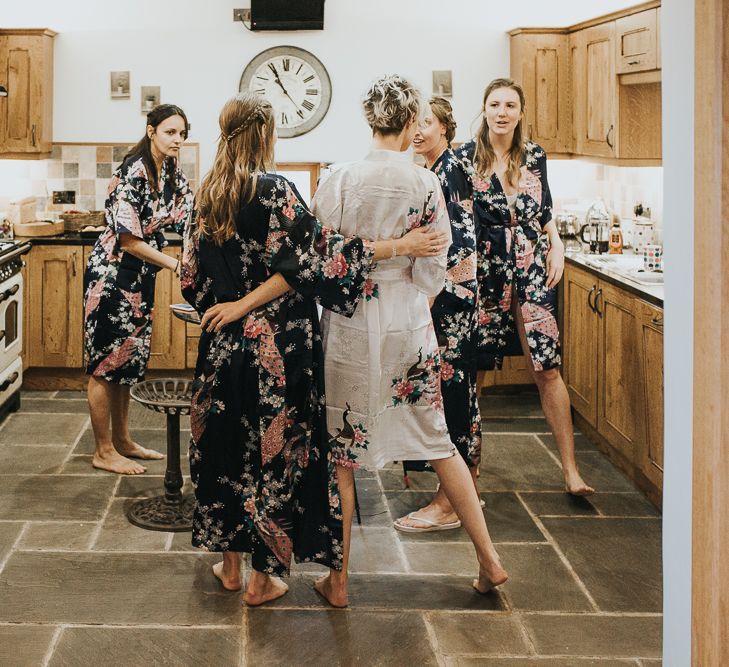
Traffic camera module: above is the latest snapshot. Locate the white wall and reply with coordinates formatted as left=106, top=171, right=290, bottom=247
left=660, top=0, right=694, bottom=663
left=4, top=0, right=635, bottom=173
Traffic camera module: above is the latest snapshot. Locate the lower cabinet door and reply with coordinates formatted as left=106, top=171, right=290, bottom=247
left=148, top=248, right=186, bottom=370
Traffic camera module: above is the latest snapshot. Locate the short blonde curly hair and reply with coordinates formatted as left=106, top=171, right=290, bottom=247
left=362, top=74, right=421, bottom=136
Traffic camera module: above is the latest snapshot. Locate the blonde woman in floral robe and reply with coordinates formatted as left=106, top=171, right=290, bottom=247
left=310, top=75, right=508, bottom=609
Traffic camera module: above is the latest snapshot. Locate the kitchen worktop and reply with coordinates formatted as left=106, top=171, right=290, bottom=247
left=566, top=252, right=664, bottom=307
left=18, top=231, right=183, bottom=247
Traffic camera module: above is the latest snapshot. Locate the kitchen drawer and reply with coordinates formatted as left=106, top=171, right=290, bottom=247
left=616, top=9, right=658, bottom=74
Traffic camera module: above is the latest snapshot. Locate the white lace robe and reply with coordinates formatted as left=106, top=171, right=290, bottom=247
left=312, top=149, right=455, bottom=469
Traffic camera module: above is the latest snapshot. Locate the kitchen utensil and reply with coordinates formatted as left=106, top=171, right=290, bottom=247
left=632, top=218, right=655, bottom=255
left=584, top=199, right=611, bottom=254
left=13, top=220, right=64, bottom=237
left=643, top=244, right=663, bottom=272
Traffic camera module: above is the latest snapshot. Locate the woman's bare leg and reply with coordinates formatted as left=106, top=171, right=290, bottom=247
left=429, top=454, right=507, bottom=592
left=243, top=566, right=289, bottom=606
left=88, top=376, right=146, bottom=475
left=314, top=465, right=353, bottom=607
left=212, top=551, right=243, bottom=591
left=511, top=295, right=593, bottom=496
left=110, top=384, right=164, bottom=460
left=395, top=465, right=478, bottom=529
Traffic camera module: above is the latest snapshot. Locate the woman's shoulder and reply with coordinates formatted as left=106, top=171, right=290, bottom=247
left=116, top=155, right=149, bottom=183
left=454, top=140, right=475, bottom=163
left=524, top=140, right=548, bottom=164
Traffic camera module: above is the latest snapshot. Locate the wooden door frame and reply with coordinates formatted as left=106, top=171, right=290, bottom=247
left=692, top=0, right=728, bottom=662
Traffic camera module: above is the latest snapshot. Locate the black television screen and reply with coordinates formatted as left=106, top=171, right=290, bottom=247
left=250, top=0, right=325, bottom=31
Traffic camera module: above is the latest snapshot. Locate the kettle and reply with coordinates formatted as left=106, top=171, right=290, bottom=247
left=581, top=199, right=611, bottom=253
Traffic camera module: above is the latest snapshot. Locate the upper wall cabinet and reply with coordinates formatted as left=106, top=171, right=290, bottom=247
left=510, top=2, right=661, bottom=164
left=0, top=29, right=56, bottom=158
left=509, top=31, right=571, bottom=155
left=616, top=8, right=658, bottom=74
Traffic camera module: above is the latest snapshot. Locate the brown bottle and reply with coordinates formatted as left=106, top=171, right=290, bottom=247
left=608, top=217, right=623, bottom=254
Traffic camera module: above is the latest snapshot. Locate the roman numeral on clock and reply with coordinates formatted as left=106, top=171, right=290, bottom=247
left=302, top=99, right=315, bottom=112
left=296, top=109, right=304, bottom=119
left=281, top=112, right=288, bottom=125
left=255, top=88, right=265, bottom=95
left=306, top=88, right=319, bottom=96
left=303, top=75, right=315, bottom=83
left=282, top=58, right=290, bottom=71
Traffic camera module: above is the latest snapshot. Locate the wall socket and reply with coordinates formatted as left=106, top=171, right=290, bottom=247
left=233, top=8, right=251, bottom=22
left=52, top=191, right=76, bottom=205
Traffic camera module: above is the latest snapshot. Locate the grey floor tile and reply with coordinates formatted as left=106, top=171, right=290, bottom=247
left=573, top=452, right=637, bottom=492
left=481, top=417, right=555, bottom=433
left=247, top=609, right=438, bottom=666
left=5, top=444, right=69, bottom=474
left=54, top=390, right=87, bottom=399
left=429, top=612, right=528, bottom=655
left=0, top=521, right=24, bottom=564
left=348, top=526, right=408, bottom=573
left=495, top=543, right=593, bottom=611
left=92, top=499, right=170, bottom=551
left=128, top=402, right=190, bottom=430
left=379, top=467, right=439, bottom=492
left=386, top=492, right=545, bottom=544
left=478, top=435, right=564, bottom=491
left=19, top=390, right=54, bottom=398
left=447, top=659, right=637, bottom=666
left=18, top=398, right=88, bottom=414
left=116, top=475, right=192, bottom=498
left=352, top=476, right=393, bottom=527
left=589, top=493, right=660, bottom=517
left=542, top=518, right=662, bottom=612
left=0, top=625, right=57, bottom=667
left=536, top=432, right=597, bottom=453
left=0, top=551, right=243, bottom=624
left=480, top=393, right=544, bottom=418
left=19, top=521, right=97, bottom=551
left=0, top=413, right=87, bottom=446
left=0, top=475, right=117, bottom=520
left=49, top=626, right=240, bottom=667
left=523, top=613, right=662, bottom=658
left=402, top=542, right=477, bottom=575
left=169, top=530, right=198, bottom=552
left=519, top=492, right=598, bottom=517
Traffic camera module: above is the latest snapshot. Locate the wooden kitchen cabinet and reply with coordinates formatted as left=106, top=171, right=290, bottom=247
left=636, top=300, right=664, bottom=489
left=27, top=245, right=84, bottom=367
left=563, top=264, right=599, bottom=425
left=572, top=22, right=618, bottom=158
left=0, top=29, right=56, bottom=157
left=616, top=8, right=658, bottom=74
left=509, top=31, right=571, bottom=154
left=148, top=247, right=186, bottom=370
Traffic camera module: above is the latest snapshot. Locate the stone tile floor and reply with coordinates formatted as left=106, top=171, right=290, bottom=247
left=0, top=388, right=662, bottom=666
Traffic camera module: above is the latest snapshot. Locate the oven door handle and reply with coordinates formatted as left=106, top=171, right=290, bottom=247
left=0, top=372, right=19, bottom=392
left=0, top=284, right=19, bottom=303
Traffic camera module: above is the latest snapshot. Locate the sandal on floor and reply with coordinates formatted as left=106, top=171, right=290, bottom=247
left=393, top=512, right=462, bottom=533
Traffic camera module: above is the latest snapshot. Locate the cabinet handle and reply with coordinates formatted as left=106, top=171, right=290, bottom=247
left=587, top=285, right=597, bottom=312
left=31, top=124, right=36, bottom=147
left=0, top=372, right=19, bottom=391
left=71, top=253, right=77, bottom=277
left=595, top=288, right=604, bottom=316
left=651, top=315, right=663, bottom=328
left=606, top=125, right=615, bottom=150
left=627, top=60, right=640, bottom=65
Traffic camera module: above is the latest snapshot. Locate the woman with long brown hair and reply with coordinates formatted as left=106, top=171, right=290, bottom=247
left=456, top=78, right=593, bottom=496
left=181, top=92, right=447, bottom=606
left=84, top=104, right=193, bottom=475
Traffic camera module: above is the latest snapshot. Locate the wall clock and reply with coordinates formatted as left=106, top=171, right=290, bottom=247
left=239, top=46, right=332, bottom=138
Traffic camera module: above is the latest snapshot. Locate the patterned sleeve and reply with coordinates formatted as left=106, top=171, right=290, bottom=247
left=180, top=212, right=215, bottom=316
left=171, top=170, right=195, bottom=235
left=111, top=166, right=148, bottom=241
left=411, top=184, right=452, bottom=297
left=438, top=155, right=478, bottom=307
left=263, top=176, right=375, bottom=317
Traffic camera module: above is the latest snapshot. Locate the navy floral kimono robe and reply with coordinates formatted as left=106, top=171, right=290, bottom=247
left=405, top=148, right=481, bottom=473
left=181, top=174, right=375, bottom=576
left=456, top=140, right=560, bottom=372
left=84, top=156, right=193, bottom=384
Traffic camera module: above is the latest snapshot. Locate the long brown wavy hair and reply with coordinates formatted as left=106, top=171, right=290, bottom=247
left=195, top=93, right=275, bottom=245
left=473, top=78, right=526, bottom=189
left=429, top=96, right=457, bottom=146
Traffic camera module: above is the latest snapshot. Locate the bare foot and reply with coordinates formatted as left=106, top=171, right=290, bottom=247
left=243, top=576, right=288, bottom=606
left=472, top=561, right=509, bottom=594
left=92, top=450, right=146, bottom=475
left=114, top=441, right=165, bottom=461
left=212, top=561, right=242, bottom=591
left=313, top=573, right=348, bottom=608
left=564, top=471, right=595, bottom=497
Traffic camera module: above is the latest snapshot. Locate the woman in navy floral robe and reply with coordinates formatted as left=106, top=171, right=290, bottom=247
left=182, top=93, right=448, bottom=606
left=84, top=104, right=193, bottom=476
left=457, top=79, right=593, bottom=496
left=397, top=98, right=483, bottom=532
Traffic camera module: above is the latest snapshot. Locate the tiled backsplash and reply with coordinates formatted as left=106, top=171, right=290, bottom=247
left=24, top=142, right=199, bottom=215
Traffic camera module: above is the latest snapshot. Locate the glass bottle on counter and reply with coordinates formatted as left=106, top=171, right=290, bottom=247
left=608, top=215, right=624, bottom=254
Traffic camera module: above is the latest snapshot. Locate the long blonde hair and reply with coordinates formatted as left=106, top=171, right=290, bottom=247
left=473, top=78, right=526, bottom=189
left=196, top=93, right=275, bottom=245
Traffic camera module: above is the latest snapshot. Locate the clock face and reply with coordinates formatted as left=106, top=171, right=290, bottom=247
left=239, top=46, right=332, bottom=138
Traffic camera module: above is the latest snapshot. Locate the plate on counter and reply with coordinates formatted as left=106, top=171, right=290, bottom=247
left=170, top=303, right=201, bottom=324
